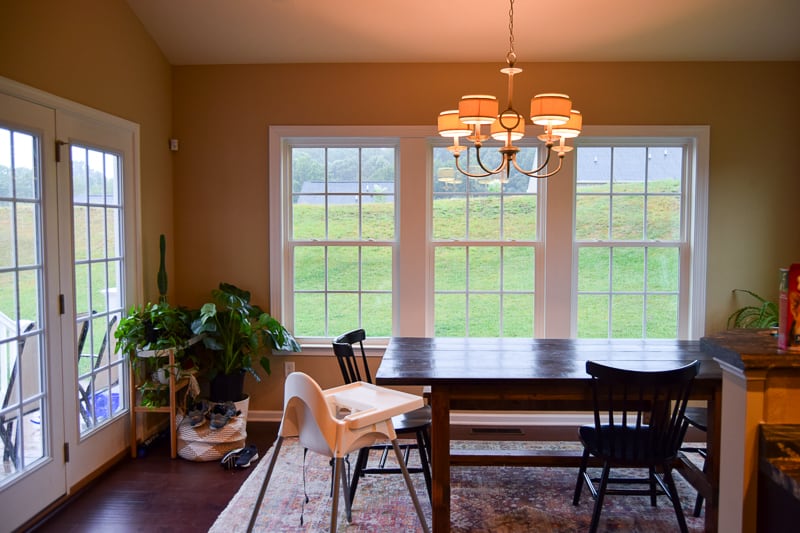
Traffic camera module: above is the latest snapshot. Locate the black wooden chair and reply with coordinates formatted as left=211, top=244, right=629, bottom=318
left=332, top=329, right=432, bottom=504
left=680, top=406, right=708, bottom=517
left=573, top=359, right=700, bottom=533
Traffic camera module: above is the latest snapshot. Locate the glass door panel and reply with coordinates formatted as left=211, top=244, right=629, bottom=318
left=0, top=126, right=47, bottom=483
left=71, top=145, right=125, bottom=434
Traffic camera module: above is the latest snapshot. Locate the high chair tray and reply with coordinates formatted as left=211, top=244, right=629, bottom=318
left=324, top=381, right=424, bottom=429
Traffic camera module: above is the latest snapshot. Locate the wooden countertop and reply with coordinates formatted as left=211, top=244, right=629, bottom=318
left=701, top=329, right=800, bottom=372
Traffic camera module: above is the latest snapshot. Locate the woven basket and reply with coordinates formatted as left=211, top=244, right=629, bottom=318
left=176, top=397, right=249, bottom=462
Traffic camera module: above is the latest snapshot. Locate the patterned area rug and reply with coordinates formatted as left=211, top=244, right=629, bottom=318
left=211, top=438, right=705, bottom=532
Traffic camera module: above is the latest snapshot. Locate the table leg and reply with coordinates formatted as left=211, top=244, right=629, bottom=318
left=705, top=384, right=721, bottom=532
left=430, top=386, right=450, bottom=532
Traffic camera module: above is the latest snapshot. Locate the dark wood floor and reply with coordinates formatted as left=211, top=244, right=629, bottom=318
left=26, top=422, right=280, bottom=533
left=24, top=422, right=623, bottom=532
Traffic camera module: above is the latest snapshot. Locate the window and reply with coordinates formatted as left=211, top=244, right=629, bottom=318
left=288, top=144, right=396, bottom=338
left=432, top=146, right=540, bottom=337
left=571, top=129, right=708, bottom=339
left=270, top=125, right=708, bottom=346
left=575, top=144, right=684, bottom=338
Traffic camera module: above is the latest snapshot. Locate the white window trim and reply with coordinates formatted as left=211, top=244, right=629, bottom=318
left=565, top=125, right=709, bottom=339
left=269, top=124, right=709, bottom=352
left=269, top=126, right=433, bottom=353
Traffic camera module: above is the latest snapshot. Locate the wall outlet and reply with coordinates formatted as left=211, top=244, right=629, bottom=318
left=284, top=361, right=295, bottom=377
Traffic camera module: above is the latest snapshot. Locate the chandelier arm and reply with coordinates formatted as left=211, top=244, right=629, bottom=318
left=511, top=145, right=553, bottom=176
left=516, top=152, right=565, bottom=179
left=453, top=153, right=494, bottom=179
left=473, top=145, right=508, bottom=175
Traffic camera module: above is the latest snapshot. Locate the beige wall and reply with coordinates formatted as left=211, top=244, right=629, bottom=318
left=172, top=62, right=800, bottom=410
left=2, top=1, right=799, bottom=412
left=0, top=0, right=174, bottom=303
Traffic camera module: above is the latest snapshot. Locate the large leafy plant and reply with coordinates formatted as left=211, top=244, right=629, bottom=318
left=191, top=282, right=300, bottom=380
left=727, top=289, right=779, bottom=329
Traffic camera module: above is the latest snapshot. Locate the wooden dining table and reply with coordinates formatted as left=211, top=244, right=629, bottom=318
left=375, top=337, right=722, bottom=532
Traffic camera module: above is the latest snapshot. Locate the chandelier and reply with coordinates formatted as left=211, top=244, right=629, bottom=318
left=437, top=0, right=582, bottom=182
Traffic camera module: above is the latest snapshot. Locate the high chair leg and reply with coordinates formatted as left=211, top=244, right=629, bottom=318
left=392, top=439, right=430, bottom=533
left=246, top=436, right=284, bottom=533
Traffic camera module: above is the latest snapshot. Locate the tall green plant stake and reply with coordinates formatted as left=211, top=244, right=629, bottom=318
left=158, top=234, right=167, bottom=303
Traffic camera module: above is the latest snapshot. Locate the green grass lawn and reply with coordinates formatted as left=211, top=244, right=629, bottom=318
left=291, top=180, right=681, bottom=338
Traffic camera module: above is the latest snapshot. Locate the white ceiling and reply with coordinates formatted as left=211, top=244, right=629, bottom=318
left=126, top=0, right=800, bottom=65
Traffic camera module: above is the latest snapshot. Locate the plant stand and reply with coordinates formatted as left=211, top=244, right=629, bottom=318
left=129, top=337, right=201, bottom=459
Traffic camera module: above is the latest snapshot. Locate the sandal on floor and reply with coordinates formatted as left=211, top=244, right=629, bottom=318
left=187, top=399, right=211, bottom=428
left=209, top=401, right=240, bottom=430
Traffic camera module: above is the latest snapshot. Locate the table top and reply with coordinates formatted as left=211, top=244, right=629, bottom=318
left=376, top=337, right=721, bottom=386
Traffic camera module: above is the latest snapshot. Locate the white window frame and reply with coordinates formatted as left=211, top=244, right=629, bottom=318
left=269, top=126, right=433, bottom=352
left=563, top=126, right=709, bottom=339
left=269, top=125, right=709, bottom=351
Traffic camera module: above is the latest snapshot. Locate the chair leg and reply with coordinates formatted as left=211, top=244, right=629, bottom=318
left=329, top=458, right=335, bottom=496
left=1, top=420, right=17, bottom=466
left=588, top=462, right=611, bottom=533
left=421, top=425, right=432, bottom=459
left=246, top=436, right=284, bottom=533
left=78, top=384, right=93, bottom=427
left=663, top=465, right=689, bottom=533
left=648, top=465, right=658, bottom=507
left=348, top=447, right=370, bottom=506
left=391, top=439, right=430, bottom=533
left=693, top=453, right=707, bottom=517
left=415, top=429, right=432, bottom=500
left=340, top=456, right=352, bottom=523
left=573, top=447, right=590, bottom=505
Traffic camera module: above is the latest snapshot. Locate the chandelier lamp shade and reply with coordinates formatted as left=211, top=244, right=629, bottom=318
left=437, top=0, right=582, bottom=181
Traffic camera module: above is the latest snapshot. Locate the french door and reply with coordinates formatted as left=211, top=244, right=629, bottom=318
left=0, top=78, right=140, bottom=531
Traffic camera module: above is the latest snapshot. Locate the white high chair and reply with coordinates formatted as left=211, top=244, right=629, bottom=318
left=246, top=371, right=430, bottom=533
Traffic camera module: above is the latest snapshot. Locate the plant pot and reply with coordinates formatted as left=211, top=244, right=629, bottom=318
left=234, top=394, right=249, bottom=420
left=152, top=365, right=177, bottom=385
left=209, top=370, right=246, bottom=402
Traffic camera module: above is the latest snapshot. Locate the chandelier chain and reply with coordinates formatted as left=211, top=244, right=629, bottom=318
left=436, top=0, right=581, bottom=182
left=507, top=0, right=516, bottom=65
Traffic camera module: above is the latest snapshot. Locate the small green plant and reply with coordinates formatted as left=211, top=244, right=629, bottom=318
left=115, top=302, right=194, bottom=358
left=727, top=289, right=779, bottom=329
left=115, top=302, right=196, bottom=407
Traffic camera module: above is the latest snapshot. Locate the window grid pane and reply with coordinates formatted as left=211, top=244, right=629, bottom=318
left=575, top=143, right=685, bottom=339
left=432, top=145, right=538, bottom=338
left=290, top=145, right=395, bottom=338
left=71, top=145, right=125, bottom=433
left=0, top=126, right=46, bottom=482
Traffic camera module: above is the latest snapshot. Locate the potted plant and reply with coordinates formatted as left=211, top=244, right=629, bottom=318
left=727, top=289, right=779, bottom=329
left=191, top=282, right=301, bottom=402
left=116, top=301, right=196, bottom=407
